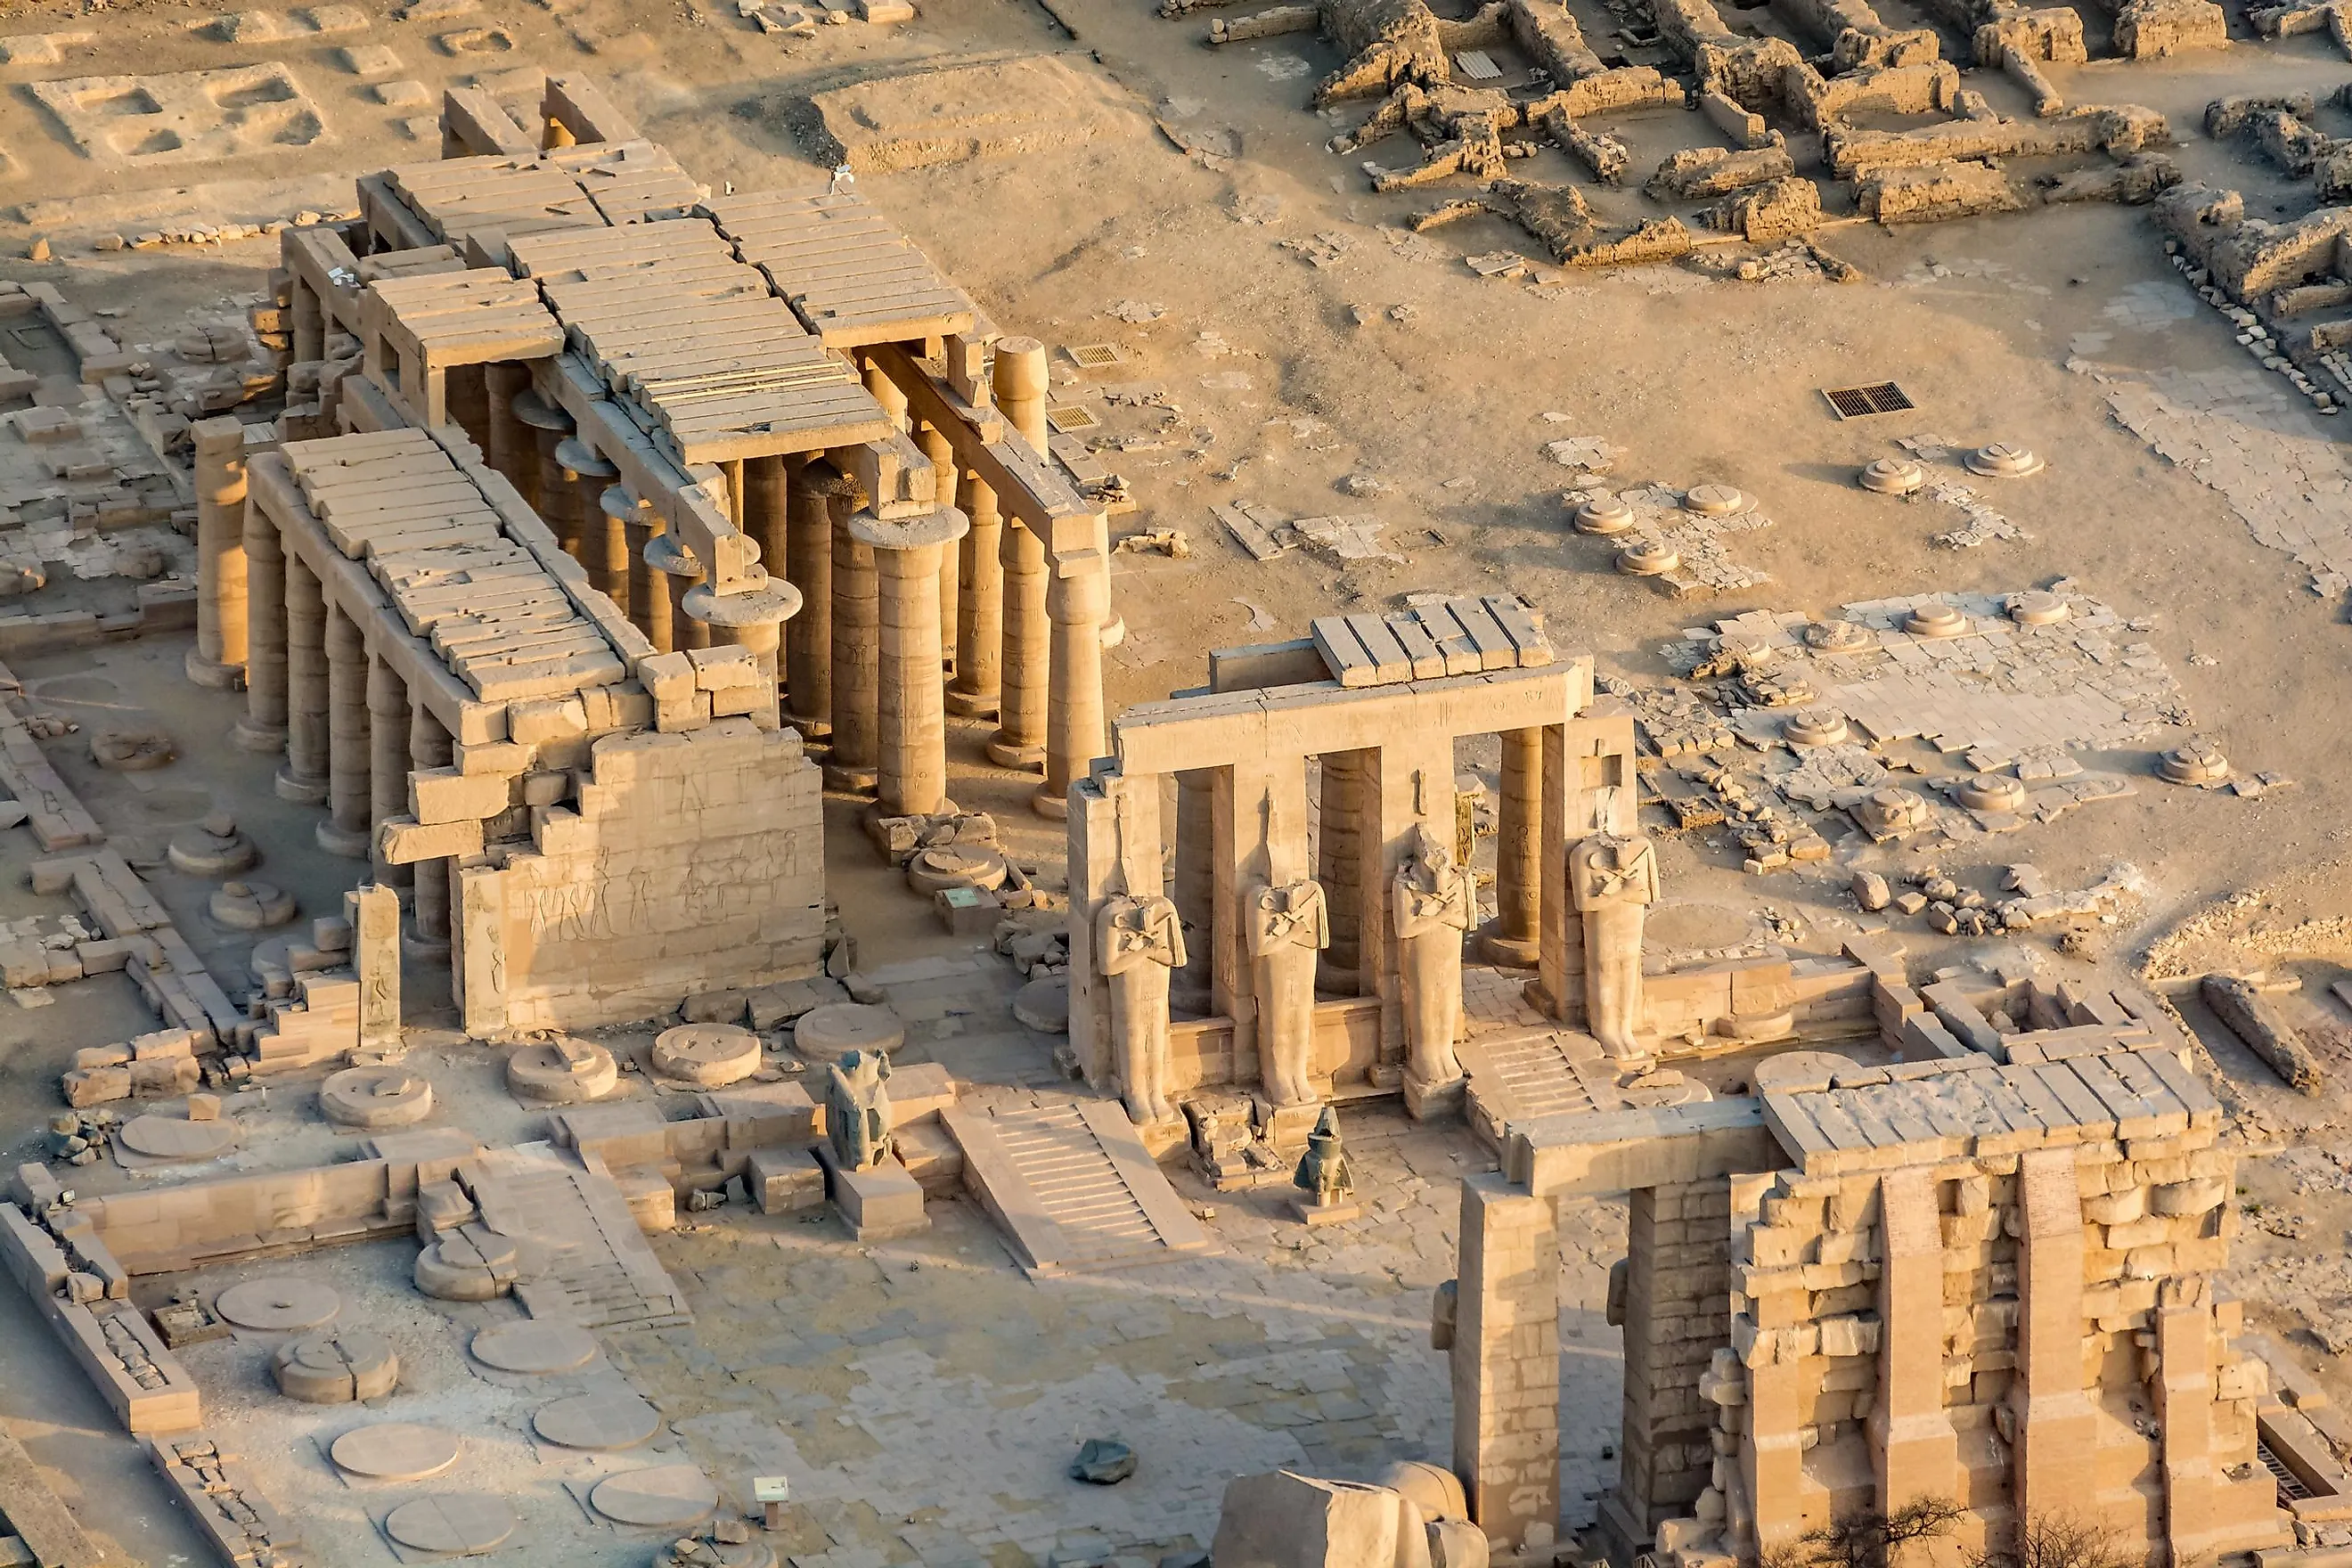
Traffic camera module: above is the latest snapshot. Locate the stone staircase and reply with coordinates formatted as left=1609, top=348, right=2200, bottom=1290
left=1458, top=1027, right=1617, bottom=1147
left=943, top=1100, right=1218, bottom=1278
left=463, top=1147, right=690, bottom=1329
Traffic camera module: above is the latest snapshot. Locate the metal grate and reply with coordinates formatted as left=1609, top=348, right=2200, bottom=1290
left=1823, top=381, right=1916, bottom=419
left=1046, top=404, right=1099, bottom=433
left=1454, top=48, right=1503, bottom=79
left=1065, top=342, right=1123, bottom=370
left=2260, top=1442, right=2314, bottom=1503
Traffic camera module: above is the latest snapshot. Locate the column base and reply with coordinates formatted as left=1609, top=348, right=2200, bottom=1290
left=987, top=734, right=1044, bottom=770
left=1402, top=1072, right=1467, bottom=1122
left=787, top=715, right=832, bottom=744
left=404, top=927, right=453, bottom=959
left=944, top=689, right=1000, bottom=719
left=1098, top=610, right=1124, bottom=649
left=274, top=767, right=329, bottom=805
left=232, top=719, right=289, bottom=755
left=184, top=650, right=245, bottom=690
left=1031, top=783, right=1068, bottom=820
left=821, top=763, right=878, bottom=794
left=1479, top=926, right=1543, bottom=970
left=315, top=820, right=372, bottom=859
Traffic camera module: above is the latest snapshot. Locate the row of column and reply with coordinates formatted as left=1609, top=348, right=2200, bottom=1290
left=469, top=346, right=1107, bottom=824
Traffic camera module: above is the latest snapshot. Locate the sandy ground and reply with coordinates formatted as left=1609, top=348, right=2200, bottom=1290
left=4, top=0, right=2352, bottom=1560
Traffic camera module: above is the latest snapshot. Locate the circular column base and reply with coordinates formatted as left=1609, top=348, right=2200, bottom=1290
left=821, top=763, right=877, bottom=794
left=274, top=767, right=329, bottom=805
left=987, top=734, right=1044, bottom=770
left=1031, top=783, right=1069, bottom=820
left=232, top=719, right=289, bottom=755
left=1479, top=927, right=1542, bottom=970
left=1098, top=611, right=1125, bottom=650
left=404, top=927, right=453, bottom=959
left=184, top=650, right=245, bottom=690
left=316, top=820, right=372, bottom=859
left=944, top=690, right=1000, bottom=720
left=786, top=715, right=831, bottom=744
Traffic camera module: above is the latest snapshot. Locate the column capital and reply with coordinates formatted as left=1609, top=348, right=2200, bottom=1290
left=644, top=532, right=703, bottom=580
left=556, top=437, right=619, bottom=482
left=682, top=573, right=802, bottom=630
left=848, top=506, right=968, bottom=551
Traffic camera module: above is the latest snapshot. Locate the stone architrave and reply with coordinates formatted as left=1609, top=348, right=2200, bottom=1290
left=1097, top=892, right=1185, bottom=1125
left=1392, top=823, right=1474, bottom=1090
left=1570, top=832, right=1659, bottom=1058
left=825, top=1049, right=893, bottom=1172
left=1246, top=878, right=1328, bottom=1107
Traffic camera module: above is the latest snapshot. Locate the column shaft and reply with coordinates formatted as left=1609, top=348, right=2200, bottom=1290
left=234, top=479, right=288, bottom=753
left=827, top=496, right=879, bottom=790
left=511, top=388, right=573, bottom=526
left=484, top=362, right=533, bottom=504
left=594, top=486, right=636, bottom=619
left=320, top=602, right=372, bottom=858
left=1037, top=552, right=1109, bottom=818
left=876, top=540, right=951, bottom=816
left=556, top=437, right=618, bottom=572
left=784, top=462, right=840, bottom=739
left=277, top=551, right=330, bottom=803
left=633, top=509, right=670, bottom=652
left=919, top=423, right=959, bottom=673
left=990, top=339, right=1050, bottom=769
left=368, top=657, right=412, bottom=889
left=1485, top=727, right=1544, bottom=967
left=291, top=278, right=325, bottom=362
left=948, top=475, right=1003, bottom=717
left=407, top=702, right=453, bottom=952
left=188, top=416, right=249, bottom=688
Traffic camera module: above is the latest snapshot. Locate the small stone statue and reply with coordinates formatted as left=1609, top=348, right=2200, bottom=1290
left=825, top=1049, right=894, bottom=1172
left=1291, top=1107, right=1353, bottom=1209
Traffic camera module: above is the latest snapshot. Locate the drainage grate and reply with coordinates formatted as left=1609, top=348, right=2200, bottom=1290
left=1046, top=404, right=1099, bottom=433
left=1823, top=381, right=1916, bottom=420
left=1065, top=343, right=1123, bottom=370
left=2260, top=1442, right=2314, bottom=1503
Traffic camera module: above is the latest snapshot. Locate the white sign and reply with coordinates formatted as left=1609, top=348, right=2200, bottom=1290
left=753, top=1476, right=791, bottom=1504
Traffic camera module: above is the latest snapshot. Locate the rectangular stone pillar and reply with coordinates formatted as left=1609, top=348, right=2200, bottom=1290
left=1538, top=714, right=1637, bottom=1026
left=1452, top=1174, right=1561, bottom=1556
left=2157, top=1303, right=2220, bottom=1562
left=2013, top=1147, right=2098, bottom=1522
left=453, top=862, right=506, bottom=1037
left=1876, top=1166, right=1960, bottom=1512
left=349, top=884, right=402, bottom=1052
left=1484, top=727, right=1543, bottom=967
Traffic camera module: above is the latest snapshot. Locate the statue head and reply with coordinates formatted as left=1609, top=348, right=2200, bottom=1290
left=1408, top=822, right=1451, bottom=874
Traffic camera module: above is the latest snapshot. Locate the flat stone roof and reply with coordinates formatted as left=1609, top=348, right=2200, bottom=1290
left=709, top=187, right=978, bottom=349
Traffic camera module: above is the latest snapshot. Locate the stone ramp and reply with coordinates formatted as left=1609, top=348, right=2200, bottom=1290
left=462, top=1147, right=691, bottom=1329
left=943, top=1100, right=1218, bottom=1278
left=1458, top=1027, right=1617, bottom=1147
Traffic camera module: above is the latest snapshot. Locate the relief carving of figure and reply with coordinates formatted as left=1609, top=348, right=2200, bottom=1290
left=1391, top=823, right=1474, bottom=1088
left=1098, top=892, right=1187, bottom=1125
left=1246, top=877, right=1328, bottom=1107
left=1570, top=831, right=1660, bottom=1058
left=826, top=1048, right=894, bottom=1172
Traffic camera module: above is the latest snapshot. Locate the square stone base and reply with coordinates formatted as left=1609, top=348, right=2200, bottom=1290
left=814, top=1145, right=928, bottom=1240
left=1402, top=1072, right=1466, bottom=1122
left=1288, top=1195, right=1360, bottom=1227
left=1133, top=1112, right=1188, bottom=1162
left=746, top=1146, right=825, bottom=1214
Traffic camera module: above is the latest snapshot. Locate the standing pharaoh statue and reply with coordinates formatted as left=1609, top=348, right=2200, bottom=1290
left=1570, top=831, right=1660, bottom=1058
left=1391, top=823, right=1474, bottom=1090
left=1247, top=877, right=1329, bottom=1107
left=826, top=1049, right=894, bottom=1172
left=1098, top=892, right=1186, bottom=1125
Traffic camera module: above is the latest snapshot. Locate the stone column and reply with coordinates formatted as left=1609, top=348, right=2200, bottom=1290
left=918, top=423, right=960, bottom=674
left=510, top=387, right=571, bottom=521
left=785, top=461, right=850, bottom=743
left=745, top=455, right=791, bottom=596
left=187, top=416, right=250, bottom=690
left=445, top=364, right=489, bottom=454
left=1450, top=1173, right=1562, bottom=1557
left=947, top=474, right=1003, bottom=718
left=233, top=480, right=288, bottom=755
left=1038, top=548, right=1110, bottom=819
left=595, top=485, right=638, bottom=615
left=290, top=277, right=325, bottom=363
left=647, top=531, right=706, bottom=653
left=532, top=413, right=580, bottom=555
left=368, top=656, right=412, bottom=891
left=407, top=701, right=453, bottom=955
left=827, top=486, right=880, bottom=793
left=683, top=572, right=800, bottom=731
left=319, top=601, right=372, bottom=858
left=990, top=339, right=1050, bottom=771
left=855, top=507, right=969, bottom=819
left=277, top=551, right=331, bottom=804
left=1875, top=1167, right=1960, bottom=1512
left=1483, top=727, right=1544, bottom=968
left=555, top=437, right=618, bottom=568
left=1317, top=750, right=1368, bottom=990
left=2013, top=1147, right=2098, bottom=1522
left=626, top=499, right=668, bottom=650
left=485, top=362, right=533, bottom=502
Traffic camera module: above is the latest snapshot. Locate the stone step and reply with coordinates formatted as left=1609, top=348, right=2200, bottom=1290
left=943, top=1099, right=1220, bottom=1278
